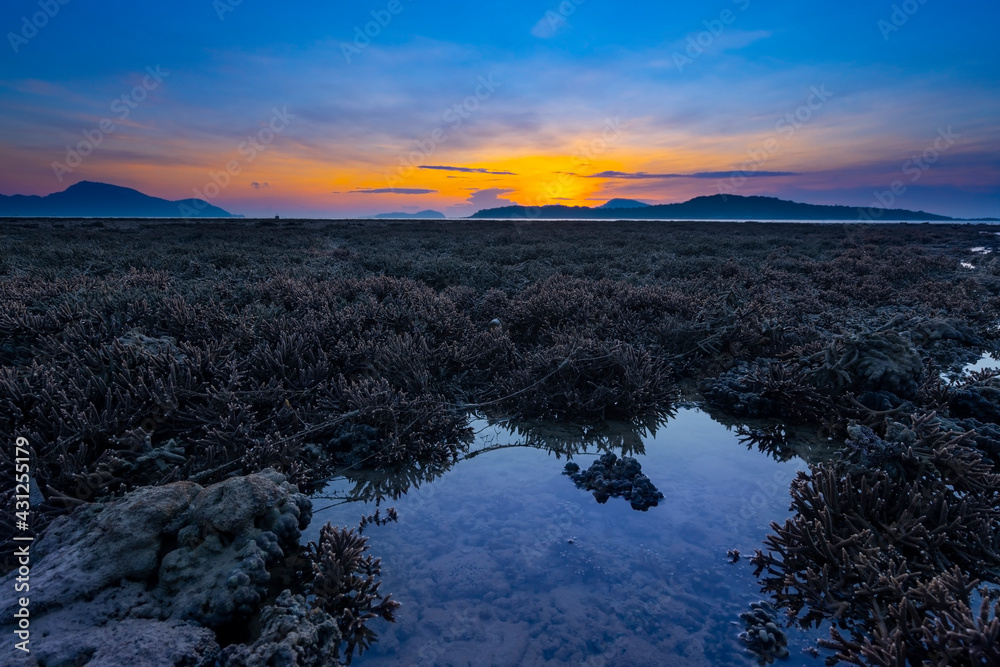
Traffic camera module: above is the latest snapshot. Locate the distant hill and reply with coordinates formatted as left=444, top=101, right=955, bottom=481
left=597, top=198, right=651, bottom=209
left=470, top=194, right=953, bottom=221
left=374, top=210, right=446, bottom=219
left=0, top=181, right=235, bottom=218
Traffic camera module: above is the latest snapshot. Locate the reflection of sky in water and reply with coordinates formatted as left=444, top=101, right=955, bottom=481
left=962, top=351, right=1000, bottom=375
left=308, top=408, right=825, bottom=666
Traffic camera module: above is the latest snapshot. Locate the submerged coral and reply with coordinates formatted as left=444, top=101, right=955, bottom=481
left=564, top=452, right=664, bottom=510
left=306, top=522, right=401, bottom=661
left=738, top=600, right=790, bottom=664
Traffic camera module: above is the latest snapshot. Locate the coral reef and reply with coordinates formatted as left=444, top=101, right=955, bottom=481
left=949, top=369, right=1000, bottom=425
left=801, top=331, right=925, bottom=398
left=738, top=600, right=790, bottom=664
left=564, top=452, right=664, bottom=510
left=703, top=359, right=830, bottom=422
left=750, top=416, right=1000, bottom=664
left=221, top=591, right=343, bottom=667
left=843, top=422, right=903, bottom=469
left=1, top=217, right=999, bottom=661
left=306, top=522, right=401, bottom=661
left=818, top=570, right=1000, bottom=666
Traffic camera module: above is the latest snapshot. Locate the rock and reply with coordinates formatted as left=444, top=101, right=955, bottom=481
left=24, top=617, right=220, bottom=667
left=0, top=470, right=317, bottom=666
left=221, top=591, right=342, bottom=667
left=14, top=481, right=200, bottom=616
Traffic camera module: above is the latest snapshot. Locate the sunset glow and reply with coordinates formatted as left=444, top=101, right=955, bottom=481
left=2, top=0, right=998, bottom=217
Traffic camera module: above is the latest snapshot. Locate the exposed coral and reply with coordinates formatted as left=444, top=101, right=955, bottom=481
left=819, top=571, right=1000, bottom=666
left=220, top=591, right=343, bottom=667
left=751, top=417, right=1000, bottom=664
left=949, top=369, right=1000, bottom=424
left=564, top=452, right=664, bottom=510
left=843, top=422, right=903, bottom=468
left=2, top=217, right=1000, bottom=662
left=801, top=331, right=925, bottom=398
left=703, top=359, right=830, bottom=422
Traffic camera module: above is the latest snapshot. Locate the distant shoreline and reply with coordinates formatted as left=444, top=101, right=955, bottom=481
left=3, top=216, right=998, bottom=225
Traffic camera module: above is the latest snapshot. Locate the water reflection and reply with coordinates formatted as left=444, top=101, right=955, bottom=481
left=468, top=414, right=665, bottom=461
left=309, top=408, right=825, bottom=666
left=318, top=460, right=452, bottom=509
left=962, top=350, right=1000, bottom=375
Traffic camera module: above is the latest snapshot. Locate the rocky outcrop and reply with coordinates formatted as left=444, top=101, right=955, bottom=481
left=0, top=470, right=322, bottom=666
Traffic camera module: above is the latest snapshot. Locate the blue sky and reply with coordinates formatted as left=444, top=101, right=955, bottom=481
left=1, top=0, right=998, bottom=217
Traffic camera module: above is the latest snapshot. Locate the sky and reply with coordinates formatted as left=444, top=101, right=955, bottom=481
left=1, top=0, right=998, bottom=218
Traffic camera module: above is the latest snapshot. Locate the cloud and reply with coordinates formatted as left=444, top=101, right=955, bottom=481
left=348, top=188, right=437, bottom=194
left=530, top=11, right=567, bottom=39
left=583, top=170, right=799, bottom=179
left=420, top=165, right=518, bottom=175
left=251, top=181, right=269, bottom=189
left=713, top=29, right=773, bottom=51
left=656, top=29, right=773, bottom=63
left=466, top=188, right=517, bottom=209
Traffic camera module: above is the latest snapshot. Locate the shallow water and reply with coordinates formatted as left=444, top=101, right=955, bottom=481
left=308, top=408, right=826, bottom=666
left=963, top=350, right=1000, bottom=374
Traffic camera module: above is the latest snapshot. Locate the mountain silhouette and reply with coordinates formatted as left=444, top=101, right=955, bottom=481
left=374, top=210, right=446, bottom=219
left=471, top=194, right=953, bottom=221
left=597, top=198, right=651, bottom=209
left=0, top=181, right=235, bottom=218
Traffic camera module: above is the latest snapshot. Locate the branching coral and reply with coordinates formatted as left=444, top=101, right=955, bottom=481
left=751, top=417, right=1000, bottom=664
left=305, top=522, right=400, bottom=662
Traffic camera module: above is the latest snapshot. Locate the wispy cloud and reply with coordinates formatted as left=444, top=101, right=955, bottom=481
left=348, top=187, right=437, bottom=194
left=582, top=170, right=800, bottom=179
left=420, top=165, right=518, bottom=175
